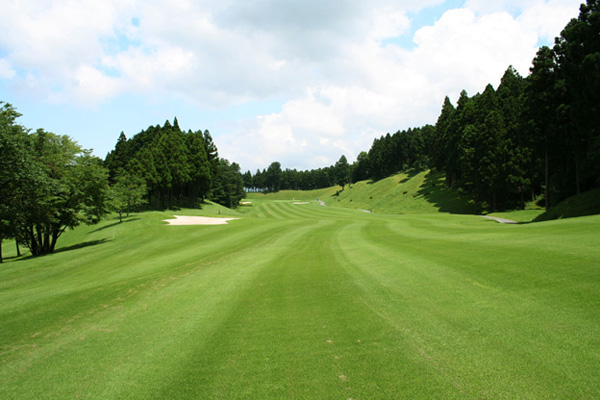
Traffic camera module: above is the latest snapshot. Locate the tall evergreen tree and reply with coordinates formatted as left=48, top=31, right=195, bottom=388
left=554, top=0, right=600, bottom=194
left=335, top=155, right=351, bottom=188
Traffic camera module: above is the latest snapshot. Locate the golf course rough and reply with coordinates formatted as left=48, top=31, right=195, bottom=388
left=0, top=202, right=599, bottom=399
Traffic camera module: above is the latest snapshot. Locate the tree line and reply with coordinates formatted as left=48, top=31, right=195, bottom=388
left=249, top=0, right=600, bottom=212
left=243, top=156, right=351, bottom=193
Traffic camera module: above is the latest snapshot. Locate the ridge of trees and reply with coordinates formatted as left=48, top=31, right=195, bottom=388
left=247, top=0, right=600, bottom=212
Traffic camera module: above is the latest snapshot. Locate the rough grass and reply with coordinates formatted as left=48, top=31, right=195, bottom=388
left=1, top=200, right=599, bottom=399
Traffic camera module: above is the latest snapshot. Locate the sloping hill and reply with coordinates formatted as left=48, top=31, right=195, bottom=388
left=534, top=188, right=600, bottom=222
left=327, top=169, right=475, bottom=214
left=246, top=186, right=339, bottom=202
left=247, top=170, right=475, bottom=215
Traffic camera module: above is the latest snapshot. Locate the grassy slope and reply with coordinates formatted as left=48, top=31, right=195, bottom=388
left=534, top=188, right=600, bottom=222
left=246, top=186, right=339, bottom=202
left=328, top=170, right=475, bottom=214
left=1, top=201, right=599, bottom=398
left=248, top=170, right=476, bottom=215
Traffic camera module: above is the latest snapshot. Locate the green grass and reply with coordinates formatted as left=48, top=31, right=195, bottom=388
left=534, top=188, right=600, bottom=222
left=247, top=170, right=475, bottom=215
left=246, top=186, right=340, bottom=202
left=1, top=200, right=599, bottom=398
left=328, top=170, right=475, bottom=214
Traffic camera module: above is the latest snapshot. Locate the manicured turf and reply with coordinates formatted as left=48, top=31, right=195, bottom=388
left=247, top=170, right=476, bottom=215
left=1, top=200, right=599, bottom=399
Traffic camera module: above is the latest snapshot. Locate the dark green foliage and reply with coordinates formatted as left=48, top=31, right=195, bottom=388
left=104, top=120, right=244, bottom=209
left=210, top=159, right=245, bottom=208
left=1, top=105, right=110, bottom=258
left=109, top=172, right=148, bottom=222
left=554, top=0, right=600, bottom=195
left=334, top=155, right=351, bottom=188
left=265, top=161, right=282, bottom=192
left=0, top=102, right=29, bottom=262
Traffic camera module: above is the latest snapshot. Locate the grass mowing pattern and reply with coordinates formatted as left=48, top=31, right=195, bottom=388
left=1, top=203, right=599, bottom=398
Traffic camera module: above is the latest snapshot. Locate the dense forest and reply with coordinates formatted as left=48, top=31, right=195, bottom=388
left=104, top=119, right=245, bottom=210
left=247, top=0, right=600, bottom=211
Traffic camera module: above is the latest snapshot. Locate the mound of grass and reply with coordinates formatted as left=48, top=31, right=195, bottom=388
left=533, top=189, right=600, bottom=222
left=327, top=169, right=475, bottom=214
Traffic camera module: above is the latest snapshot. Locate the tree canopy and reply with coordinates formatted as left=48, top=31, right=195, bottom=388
left=104, top=120, right=244, bottom=210
left=0, top=103, right=110, bottom=259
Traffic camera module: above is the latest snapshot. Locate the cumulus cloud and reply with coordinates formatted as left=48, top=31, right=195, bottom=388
left=219, top=1, right=581, bottom=170
left=0, top=0, right=584, bottom=170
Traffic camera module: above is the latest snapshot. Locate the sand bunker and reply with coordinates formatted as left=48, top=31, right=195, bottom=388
left=240, top=201, right=252, bottom=205
left=164, top=215, right=239, bottom=225
left=292, top=202, right=310, bottom=205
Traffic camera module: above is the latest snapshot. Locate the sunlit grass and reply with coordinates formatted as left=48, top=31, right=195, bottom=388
left=1, top=199, right=598, bottom=399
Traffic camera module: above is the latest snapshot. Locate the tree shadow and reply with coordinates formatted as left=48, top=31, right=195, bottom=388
left=90, top=217, right=140, bottom=233
left=53, top=239, right=112, bottom=255
left=13, top=238, right=112, bottom=261
left=398, top=169, right=421, bottom=184
left=416, top=171, right=477, bottom=214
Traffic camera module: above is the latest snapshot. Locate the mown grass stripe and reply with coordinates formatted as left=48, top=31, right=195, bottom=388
left=334, top=216, right=600, bottom=398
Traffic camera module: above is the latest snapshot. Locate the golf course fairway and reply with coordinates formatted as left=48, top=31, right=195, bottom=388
left=1, top=200, right=599, bottom=399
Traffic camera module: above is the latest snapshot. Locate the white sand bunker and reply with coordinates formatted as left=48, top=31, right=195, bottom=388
left=164, top=215, right=239, bottom=225
left=240, top=201, right=252, bottom=205
left=292, top=202, right=310, bottom=205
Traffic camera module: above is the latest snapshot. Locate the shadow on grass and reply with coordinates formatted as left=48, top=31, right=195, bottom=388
left=533, top=188, right=600, bottom=222
left=53, top=239, right=112, bottom=254
left=416, top=171, right=477, bottom=214
left=13, top=238, right=112, bottom=262
left=90, top=217, right=140, bottom=233
left=398, top=168, right=421, bottom=184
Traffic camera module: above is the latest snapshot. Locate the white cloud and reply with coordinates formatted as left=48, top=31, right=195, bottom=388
left=517, top=0, right=583, bottom=42
left=219, top=2, right=581, bottom=171
left=0, top=59, right=16, bottom=80
left=0, top=0, right=584, bottom=170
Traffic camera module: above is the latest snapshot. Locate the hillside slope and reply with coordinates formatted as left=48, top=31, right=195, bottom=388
left=534, top=189, right=600, bottom=222
left=248, top=170, right=475, bottom=215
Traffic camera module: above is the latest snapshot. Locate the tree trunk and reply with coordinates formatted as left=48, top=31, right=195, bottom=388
left=0, top=240, right=3, bottom=263
left=545, top=148, right=550, bottom=211
left=16, top=240, right=20, bottom=257
left=44, top=228, right=51, bottom=254
left=50, top=232, right=59, bottom=253
left=575, top=155, right=581, bottom=195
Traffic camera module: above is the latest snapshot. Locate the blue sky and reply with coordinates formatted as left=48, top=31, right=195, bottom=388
left=0, top=0, right=582, bottom=172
